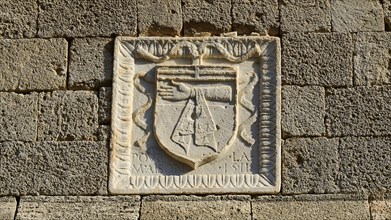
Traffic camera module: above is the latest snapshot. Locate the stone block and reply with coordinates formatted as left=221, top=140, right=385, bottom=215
left=371, top=199, right=391, bottom=220
left=182, top=0, right=231, bottom=36
left=0, top=39, right=67, bottom=91
left=327, top=86, right=391, bottom=136
left=332, top=0, right=384, bottom=32
left=339, top=137, right=391, bottom=195
left=253, top=194, right=370, bottom=220
left=385, top=0, right=391, bottom=30
left=68, top=38, right=114, bottom=89
left=0, top=92, right=38, bottom=141
left=282, top=138, right=339, bottom=194
left=354, top=32, right=391, bottom=86
left=280, top=0, right=331, bottom=33
left=0, top=197, right=16, bottom=220
left=282, top=33, right=353, bottom=86
left=138, top=0, right=182, bottom=36
left=232, top=0, right=279, bottom=35
left=38, top=91, right=98, bottom=141
left=282, top=86, right=325, bottom=137
left=98, top=87, right=112, bottom=124
left=141, top=195, right=251, bottom=220
left=0, top=141, right=107, bottom=195
left=0, top=1, right=37, bottom=38
left=37, top=0, right=137, bottom=37
left=16, top=196, right=140, bottom=220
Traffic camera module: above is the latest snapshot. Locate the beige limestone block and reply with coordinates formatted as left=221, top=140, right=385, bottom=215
left=354, top=32, right=391, bottom=86
left=253, top=194, right=370, bottom=220
left=0, top=39, right=67, bottom=91
left=282, top=138, right=339, bottom=194
left=37, top=0, right=136, bottom=37
left=282, top=33, right=353, bottom=86
left=282, top=86, right=325, bottom=137
left=16, top=196, right=140, bottom=220
left=183, top=0, right=231, bottom=36
left=332, top=0, right=384, bottom=32
left=0, top=92, right=38, bottom=141
left=138, top=0, right=182, bottom=36
left=0, top=141, right=107, bottom=195
left=141, top=195, right=251, bottom=220
left=232, top=0, right=279, bottom=35
left=0, top=1, right=37, bottom=38
left=371, top=199, right=391, bottom=220
left=0, top=197, right=16, bottom=220
left=68, top=37, right=114, bottom=89
left=37, top=91, right=98, bottom=141
left=280, top=0, right=332, bottom=33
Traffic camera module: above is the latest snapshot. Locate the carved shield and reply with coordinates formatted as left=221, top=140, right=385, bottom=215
left=154, top=65, right=238, bottom=169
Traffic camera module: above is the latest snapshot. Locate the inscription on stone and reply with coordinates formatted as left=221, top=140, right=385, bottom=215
left=109, top=36, right=281, bottom=194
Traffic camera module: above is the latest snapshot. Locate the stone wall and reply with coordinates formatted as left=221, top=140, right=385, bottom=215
left=0, top=0, right=390, bottom=219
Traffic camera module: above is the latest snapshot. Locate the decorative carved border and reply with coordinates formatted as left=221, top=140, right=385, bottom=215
left=109, top=36, right=281, bottom=194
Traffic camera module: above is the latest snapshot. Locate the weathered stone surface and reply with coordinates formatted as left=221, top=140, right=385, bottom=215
left=141, top=195, right=251, bottom=220
left=0, top=1, right=37, bottom=38
left=183, top=0, right=231, bottom=36
left=339, top=137, right=391, bottom=195
left=253, top=194, right=370, bottom=220
left=0, top=141, right=107, bottom=195
left=327, top=86, right=391, bottom=136
left=68, top=38, right=114, bottom=89
left=98, top=125, right=110, bottom=142
left=16, top=196, right=140, bottom=220
left=110, top=37, right=281, bottom=194
left=0, top=197, right=16, bottom=220
left=0, top=92, right=38, bottom=141
left=282, top=33, right=353, bottom=86
left=354, top=33, right=391, bottom=86
left=371, top=199, right=391, bottom=220
left=232, top=0, right=279, bottom=35
left=282, top=138, right=339, bottom=194
left=38, top=91, right=98, bottom=141
left=280, top=0, right=331, bottom=33
left=282, top=86, right=325, bottom=137
left=332, top=0, right=384, bottom=32
left=37, top=0, right=137, bottom=37
left=0, top=39, right=67, bottom=91
left=385, top=0, right=391, bottom=30
left=98, top=87, right=112, bottom=125
left=138, top=0, right=182, bottom=36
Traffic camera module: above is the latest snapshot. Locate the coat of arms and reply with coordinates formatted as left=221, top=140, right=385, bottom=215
left=154, top=65, right=238, bottom=168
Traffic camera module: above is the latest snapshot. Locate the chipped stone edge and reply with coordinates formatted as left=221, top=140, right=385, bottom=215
left=109, top=36, right=281, bottom=194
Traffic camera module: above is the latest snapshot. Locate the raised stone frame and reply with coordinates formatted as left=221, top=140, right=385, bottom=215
left=109, top=36, right=281, bottom=194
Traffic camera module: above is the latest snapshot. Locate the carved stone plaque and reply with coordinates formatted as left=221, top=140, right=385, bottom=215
left=109, top=36, right=281, bottom=194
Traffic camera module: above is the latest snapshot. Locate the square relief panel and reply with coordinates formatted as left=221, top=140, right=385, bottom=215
left=109, top=36, right=281, bottom=194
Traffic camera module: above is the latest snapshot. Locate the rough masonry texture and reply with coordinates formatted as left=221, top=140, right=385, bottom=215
left=253, top=194, right=370, bottom=220
left=141, top=195, right=251, bottom=219
left=0, top=92, right=38, bottom=142
left=37, top=0, right=137, bottom=37
left=0, top=0, right=391, bottom=218
left=0, top=141, right=107, bottom=196
left=16, top=196, right=140, bottom=220
left=282, top=86, right=325, bottom=137
left=0, top=39, right=68, bottom=91
left=68, top=37, right=114, bottom=89
left=282, top=138, right=339, bottom=194
left=282, top=33, right=353, bottom=86
left=0, top=197, right=16, bottom=220
left=0, top=1, right=37, bottom=38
